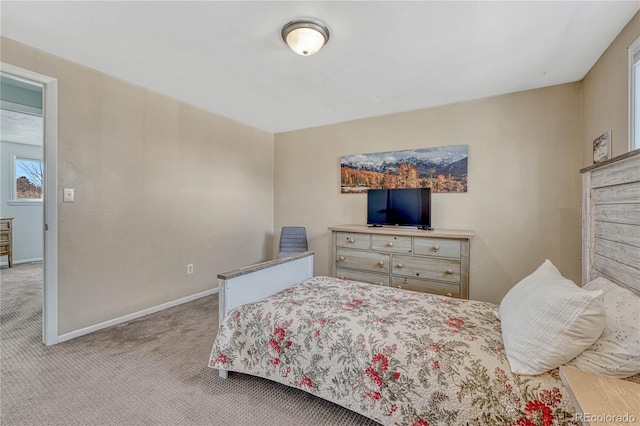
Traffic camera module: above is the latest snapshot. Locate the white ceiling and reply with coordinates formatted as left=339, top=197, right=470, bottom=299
left=1, top=1, right=639, bottom=133
left=0, top=109, right=43, bottom=146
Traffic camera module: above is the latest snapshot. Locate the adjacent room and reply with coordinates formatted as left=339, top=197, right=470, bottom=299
left=1, top=2, right=639, bottom=425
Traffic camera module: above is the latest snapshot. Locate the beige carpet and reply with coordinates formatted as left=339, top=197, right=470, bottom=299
left=0, top=262, right=377, bottom=425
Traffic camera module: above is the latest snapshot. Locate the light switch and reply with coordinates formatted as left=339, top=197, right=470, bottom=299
left=63, top=188, right=75, bottom=203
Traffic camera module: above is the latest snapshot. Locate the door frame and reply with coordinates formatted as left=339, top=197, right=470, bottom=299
left=1, top=63, right=58, bottom=345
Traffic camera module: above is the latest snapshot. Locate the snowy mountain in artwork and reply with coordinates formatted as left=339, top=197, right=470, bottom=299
left=340, top=145, right=468, bottom=193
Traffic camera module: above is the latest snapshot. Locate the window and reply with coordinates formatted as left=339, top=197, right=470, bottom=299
left=630, top=36, right=640, bottom=151
left=13, top=156, right=43, bottom=201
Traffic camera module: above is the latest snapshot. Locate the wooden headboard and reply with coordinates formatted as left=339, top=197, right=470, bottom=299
left=581, top=149, right=640, bottom=295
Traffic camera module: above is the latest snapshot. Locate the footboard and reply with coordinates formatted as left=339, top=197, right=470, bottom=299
left=217, top=251, right=314, bottom=378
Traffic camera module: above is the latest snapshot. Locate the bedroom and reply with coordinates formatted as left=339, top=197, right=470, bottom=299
left=1, top=1, right=639, bottom=425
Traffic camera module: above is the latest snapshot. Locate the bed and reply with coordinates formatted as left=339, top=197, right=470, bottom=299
left=209, top=150, right=640, bottom=425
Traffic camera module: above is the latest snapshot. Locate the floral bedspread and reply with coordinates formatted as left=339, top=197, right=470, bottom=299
left=209, top=276, right=576, bottom=425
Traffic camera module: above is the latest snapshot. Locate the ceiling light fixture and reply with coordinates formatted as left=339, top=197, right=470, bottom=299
left=281, top=19, right=330, bottom=56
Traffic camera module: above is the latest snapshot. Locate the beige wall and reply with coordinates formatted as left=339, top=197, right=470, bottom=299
left=4, top=9, right=631, bottom=331
left=1, top=38, right=274, bottom=335
left=582, top=11, right=640, bottom=166
left=274, top=83, right=583, bottom=303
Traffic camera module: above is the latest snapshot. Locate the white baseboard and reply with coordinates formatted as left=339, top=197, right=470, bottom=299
left=58, top=287, right=219, bottom=343
left=0, top=257, right=43, bottom=267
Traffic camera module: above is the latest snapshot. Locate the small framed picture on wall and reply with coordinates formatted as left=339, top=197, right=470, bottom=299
left=593, top=130, right=611, bottom=164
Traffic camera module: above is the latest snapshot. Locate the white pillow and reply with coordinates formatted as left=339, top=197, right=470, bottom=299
left=499, top=260, right=606, bottom=375
left=568, top=277, right=640, bottom=378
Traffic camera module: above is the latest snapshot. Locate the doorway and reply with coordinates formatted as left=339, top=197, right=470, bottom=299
left=0, top=64, right=58, bottom=345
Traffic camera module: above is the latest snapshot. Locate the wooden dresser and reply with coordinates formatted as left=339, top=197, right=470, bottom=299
left=329, top=225, right=473, bottom=298
left=1, top=218, right=14, bottom=268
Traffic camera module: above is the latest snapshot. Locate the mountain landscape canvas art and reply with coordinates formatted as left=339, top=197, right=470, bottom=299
left=340, top=145, right=468, bottom=193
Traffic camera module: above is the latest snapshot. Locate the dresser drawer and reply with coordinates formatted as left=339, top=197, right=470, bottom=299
left=391, top=254, right=461, bottom=283
left=0, top=233, right=9, bottom=243
left=336, top=248, right=390, bottom=273
left=336, top=232, right=371, bottom=250
left=391, top=277, right=460, bottom=298
left=371, top=235, right=412, bottom=253
left=0, top=221, right=10, bottom=231
left=336, top=267, right=389, bottom=287
left=413, top=237, right=461, bottom=259
left=0, top=243, right=9, bottom=256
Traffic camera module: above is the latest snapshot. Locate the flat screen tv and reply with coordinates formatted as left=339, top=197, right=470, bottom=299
left=367, top=187, right=432, bottom=230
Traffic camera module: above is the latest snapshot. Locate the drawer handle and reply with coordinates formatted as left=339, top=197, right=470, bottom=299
left=338, top=256, right=345, bottom=262
left=377, top=260, right=384, bottom=266
left=446, top=292, right=453, bottom=297
left=387, top=241, right=394, bottom=247
left=377, top=282, right=384, bottom=286
left=348, top=238, right=355, bottom=243
left=396, top=263, right=403, bottom=268
left=433, top=245, right=440, bottom=252
left=415, top=273, right=420, bottom=277
left=446, top=268, right=453, bottom=275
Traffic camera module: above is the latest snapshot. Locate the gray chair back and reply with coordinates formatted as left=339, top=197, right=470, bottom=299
left=278, top=226, right=308, bottom=258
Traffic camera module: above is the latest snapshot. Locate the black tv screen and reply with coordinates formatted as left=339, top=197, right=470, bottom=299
left=367, top=188, right=431, bottom=229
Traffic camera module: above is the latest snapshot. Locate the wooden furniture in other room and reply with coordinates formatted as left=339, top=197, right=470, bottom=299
left=1, top=218, right=14, bottom=268
left=559, top=365, right=639, bottom=425
left=329, top=225, right=474, bottom=298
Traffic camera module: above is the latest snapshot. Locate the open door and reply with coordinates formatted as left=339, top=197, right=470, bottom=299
left=1, top=63, right=58, bottom=345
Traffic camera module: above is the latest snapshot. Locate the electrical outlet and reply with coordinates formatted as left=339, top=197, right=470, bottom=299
left=187, top=264, right=194, bottom=275
left=63, top=188, right=75, bottom=202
